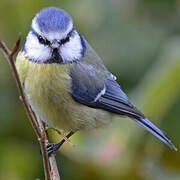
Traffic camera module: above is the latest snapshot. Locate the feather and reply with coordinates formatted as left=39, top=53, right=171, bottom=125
left=96, top=80, right=177, bottom=150
left=70, top=44, right=176, bottom=150
left=133, top=117, right=177, bottom=151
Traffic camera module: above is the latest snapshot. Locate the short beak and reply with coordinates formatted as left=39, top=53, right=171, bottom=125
left=51, top=40, right=60, bottom=49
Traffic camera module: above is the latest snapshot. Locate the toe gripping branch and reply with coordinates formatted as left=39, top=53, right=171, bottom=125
left=46, top=131, right=74, bottom=156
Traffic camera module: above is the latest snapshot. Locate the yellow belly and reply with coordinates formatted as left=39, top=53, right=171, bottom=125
left=16, top=52, right=112, bottom=132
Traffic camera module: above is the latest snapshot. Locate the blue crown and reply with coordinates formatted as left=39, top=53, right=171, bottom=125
left=33, top=7, right=72, bottom=33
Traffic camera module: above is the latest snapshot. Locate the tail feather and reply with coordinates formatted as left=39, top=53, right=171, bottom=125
left=132, top=117, right=177, bottom=151
left=96, top=80, right=177, bottom=151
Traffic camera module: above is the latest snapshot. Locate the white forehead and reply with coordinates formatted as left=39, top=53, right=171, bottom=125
left=32, top=18, right=73, bottom=41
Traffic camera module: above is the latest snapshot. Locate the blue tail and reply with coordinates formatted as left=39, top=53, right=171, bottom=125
left=132, top=117, right=177, bottom=151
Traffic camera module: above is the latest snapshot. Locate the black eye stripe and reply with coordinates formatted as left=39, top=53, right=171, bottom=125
left=30, top=28, right=51, bottom=46
left=30, top=27, right=75, bottom=46
left=38, top=35, right=51, bottom=46
left=59, top=36, right=70, bottom=45
left=59, top=27, right=74, bottom=45
left=67, top=27, right=74, bottom=37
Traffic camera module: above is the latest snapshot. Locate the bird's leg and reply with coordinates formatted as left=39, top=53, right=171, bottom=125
left=46, top=131, right=74, bottom=156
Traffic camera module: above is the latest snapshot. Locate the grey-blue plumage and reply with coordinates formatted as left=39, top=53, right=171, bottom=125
left=70, top=44, right=177, bottom=151
left=19, top=6, right=177, bottom=153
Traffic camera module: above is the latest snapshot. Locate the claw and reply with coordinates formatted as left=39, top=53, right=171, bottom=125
left=42, top=131, right=75, bottom=156
left=46, top=141, right=64, bottom=156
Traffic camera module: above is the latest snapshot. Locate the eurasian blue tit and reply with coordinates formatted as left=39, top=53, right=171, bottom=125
left=16, top=7, right=177, bottom=154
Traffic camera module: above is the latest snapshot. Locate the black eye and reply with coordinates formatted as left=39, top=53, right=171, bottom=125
left=38, top=35, right=50, bottom=46
left=38, top=35, right=45, bottom=43
left=60, top=36, right=70, bottom=45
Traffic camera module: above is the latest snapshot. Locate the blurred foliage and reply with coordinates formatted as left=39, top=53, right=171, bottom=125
left=0, top=0, right=180, bottom=179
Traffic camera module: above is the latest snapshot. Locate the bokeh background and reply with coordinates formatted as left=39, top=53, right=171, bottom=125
left=0, top=0, right=180, bottom=179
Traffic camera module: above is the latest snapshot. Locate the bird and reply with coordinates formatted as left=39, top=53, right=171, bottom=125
left=16, top=7, right=177, bottom=155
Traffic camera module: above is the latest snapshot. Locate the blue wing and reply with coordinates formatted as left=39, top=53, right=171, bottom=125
left=71, top=78, right=177, bottom=151
left=70, top=42, right=176, bottom=150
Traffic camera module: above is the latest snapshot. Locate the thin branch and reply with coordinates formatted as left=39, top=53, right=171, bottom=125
left=0, top=36, right=41, bottom=138
left=0, top=36, right=60, bottom=180
left=37, top=116, right=60, bottom=180
left=56, top=129, right=74, bottom=147
left=49, top=155, right=60, bottom=180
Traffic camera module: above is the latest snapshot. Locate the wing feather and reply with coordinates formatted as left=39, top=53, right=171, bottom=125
left=70, top=43, right=176, bottom=150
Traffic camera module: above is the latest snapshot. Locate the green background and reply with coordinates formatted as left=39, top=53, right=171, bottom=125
left=0, top=0, right=180, bottom=179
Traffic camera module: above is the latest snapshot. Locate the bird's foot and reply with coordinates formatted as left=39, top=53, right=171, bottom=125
left=46, top=141, right=64, bottom=156
left=43, top=131, right=75, bottom=156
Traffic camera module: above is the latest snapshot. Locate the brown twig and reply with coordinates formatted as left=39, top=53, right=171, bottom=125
left=37, top=116, right=60, bottom=180
left=56, top=129, right=74, bottom=147
left=0, top=36, right=60, bottom=180
left=0, top=36, right=41, bottom=139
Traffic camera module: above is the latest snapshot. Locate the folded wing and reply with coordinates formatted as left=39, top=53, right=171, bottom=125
left=70, top=43, right=176, bottom=150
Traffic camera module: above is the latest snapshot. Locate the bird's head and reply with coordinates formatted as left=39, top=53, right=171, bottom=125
left=23, top=7, right=86, bottom=63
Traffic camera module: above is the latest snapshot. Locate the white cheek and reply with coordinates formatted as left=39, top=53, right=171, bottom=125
left=25, top=32, right=51, bottom=62
left=60, top=33, right=82, bottom=62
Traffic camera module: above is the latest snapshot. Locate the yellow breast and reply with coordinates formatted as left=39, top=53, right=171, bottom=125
left=16, top=52, right=112, bottom=132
